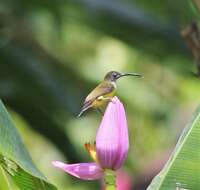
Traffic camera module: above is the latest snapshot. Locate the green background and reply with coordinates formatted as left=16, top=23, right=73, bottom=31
left=0, top=0, right=199, bottom=189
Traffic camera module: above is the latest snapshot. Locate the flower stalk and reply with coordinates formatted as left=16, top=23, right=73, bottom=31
left=104, top=169, right=116, bottom=190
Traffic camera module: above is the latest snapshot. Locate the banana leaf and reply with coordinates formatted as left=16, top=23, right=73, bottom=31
left=0, top=99, right=57, bottom=190
left=147, top=105, right=200, bottom=190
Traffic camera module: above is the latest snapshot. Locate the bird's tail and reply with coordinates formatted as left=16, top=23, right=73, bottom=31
left=77, top=108, right=86, bottom=117
left=77, top=101, right=92, bottom=117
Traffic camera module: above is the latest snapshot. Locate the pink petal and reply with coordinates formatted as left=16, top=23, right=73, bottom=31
left=96, top=96, right=129, bottom=170
left=116, top=170, right=131, bottom=190
left=52, top=161, right=103, bottom=180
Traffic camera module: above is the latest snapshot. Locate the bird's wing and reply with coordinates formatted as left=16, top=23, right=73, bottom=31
left=84, top=82, right=114, bottom=104
left=78, top=82, right=114, bottom=117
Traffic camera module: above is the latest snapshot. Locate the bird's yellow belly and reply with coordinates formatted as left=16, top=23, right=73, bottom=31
left=92, top=91, right=115, bottom=108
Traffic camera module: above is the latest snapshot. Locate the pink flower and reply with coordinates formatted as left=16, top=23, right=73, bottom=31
left=96, top=96, right=129, bottom=170
left=52, top=161, right=103, bottom=180
left=52, top=96, right=129, bottom=180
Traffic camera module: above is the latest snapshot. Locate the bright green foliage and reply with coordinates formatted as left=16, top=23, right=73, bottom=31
left=0, top=100, right=57, bottom=190
left=147, top=105, right=200, bottom=190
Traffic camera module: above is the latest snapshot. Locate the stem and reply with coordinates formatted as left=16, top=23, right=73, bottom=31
left=104, top=169, right=116, bottom=190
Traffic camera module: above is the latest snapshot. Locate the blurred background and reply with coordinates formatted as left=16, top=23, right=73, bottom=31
left=0, top=0, right=200, bottom=189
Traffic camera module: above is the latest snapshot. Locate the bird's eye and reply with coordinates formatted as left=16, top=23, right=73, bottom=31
left=113, top=73, right=117, bottom=77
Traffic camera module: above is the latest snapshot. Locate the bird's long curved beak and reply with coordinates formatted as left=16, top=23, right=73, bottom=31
left=117, top=73, right=143, bottom=79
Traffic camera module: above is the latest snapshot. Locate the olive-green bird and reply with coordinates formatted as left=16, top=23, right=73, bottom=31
left=78, top=71, right=142, bottom=117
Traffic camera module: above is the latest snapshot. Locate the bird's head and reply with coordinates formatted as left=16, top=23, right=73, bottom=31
left=104, top=71, right=142, bottom=82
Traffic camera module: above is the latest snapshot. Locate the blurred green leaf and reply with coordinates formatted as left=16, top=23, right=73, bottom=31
left=66, top=0, right=189, bottom=59
left=188, top=0, right=200, bottom=21
left=0, top=99, right=57, bottom=190
left=147, top=104, right=200, bottom=190
left=0, top=32, right=92, bottom=162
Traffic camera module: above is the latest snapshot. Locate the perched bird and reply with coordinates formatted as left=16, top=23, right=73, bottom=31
left=78, top=71, right=142, bottom=117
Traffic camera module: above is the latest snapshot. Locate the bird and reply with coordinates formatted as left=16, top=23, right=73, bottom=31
left=78, top=71, right=142, bottom=117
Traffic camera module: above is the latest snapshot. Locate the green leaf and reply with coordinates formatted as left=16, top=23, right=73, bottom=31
left=0, top=100, right=57, bottom=190
left=147, top=105, right=200, bottom=190
left=189, top=0, right=200, bottom=19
